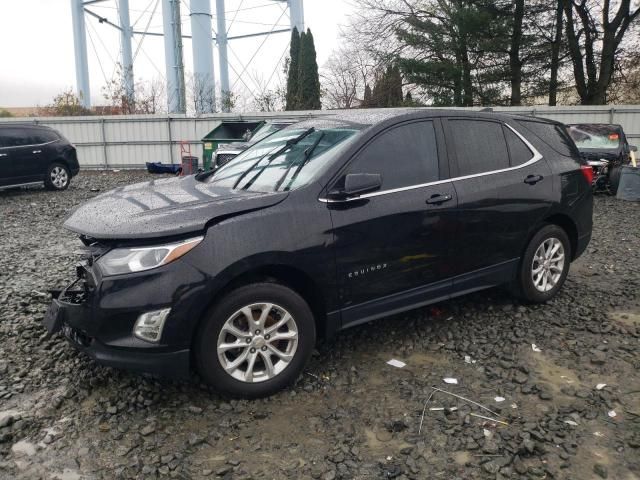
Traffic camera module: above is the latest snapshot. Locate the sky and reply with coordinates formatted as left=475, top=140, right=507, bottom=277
left=0, top=0, right=355, bottom=108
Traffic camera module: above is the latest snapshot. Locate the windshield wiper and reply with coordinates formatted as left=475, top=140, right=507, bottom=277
left=195, top=167, right=217, bottom=182
left=233, top=127, right=316, bottom=191
left=274, top=131, right=325, bottom=192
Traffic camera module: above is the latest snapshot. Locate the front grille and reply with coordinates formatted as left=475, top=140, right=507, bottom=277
left=216, top=153, right=238, bottom=167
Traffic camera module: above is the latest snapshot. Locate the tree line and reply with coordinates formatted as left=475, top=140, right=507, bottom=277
left=323, top=0, right=640, bottom=108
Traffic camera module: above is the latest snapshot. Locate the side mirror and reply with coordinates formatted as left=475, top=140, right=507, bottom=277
left=630, top=145, right=638, bottom=152
left=330, top=173, right=382, bottom=200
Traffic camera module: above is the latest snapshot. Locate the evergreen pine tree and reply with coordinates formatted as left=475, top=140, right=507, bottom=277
left=285, top=28, right=301, bottom=111
left=390, top=66, right=403, bottom=107
left=370, top=66, right=404, bottom=107
left=297, top=29, right=321, bottom=110
left=404, top=91, right=414, bottom=105
left=362, top=84, right=373, bottom=107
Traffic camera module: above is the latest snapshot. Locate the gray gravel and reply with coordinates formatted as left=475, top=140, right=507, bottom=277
left=1, top=171, right=639, bottom=479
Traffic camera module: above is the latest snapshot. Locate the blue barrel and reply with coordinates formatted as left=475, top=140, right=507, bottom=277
left=616, top=166, right=640, bottom=201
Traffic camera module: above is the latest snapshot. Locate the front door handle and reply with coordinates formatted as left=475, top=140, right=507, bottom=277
left=32, top=150, right=42, bottom=154
left=426, top=193, right=453, bottom=205
left=524, top=174, right=544, bottom=185
left=0, top=153, right=7, bottom=157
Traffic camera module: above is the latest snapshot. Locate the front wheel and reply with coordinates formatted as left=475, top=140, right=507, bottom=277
left=195, top=283, right=316, bottom=398
left=511, top=225, right=571, bottom=303
left=44, top=163, right=70, bottom=191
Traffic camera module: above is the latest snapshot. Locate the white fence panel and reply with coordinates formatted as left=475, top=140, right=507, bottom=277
left=1, top=106, right=639, bottom=169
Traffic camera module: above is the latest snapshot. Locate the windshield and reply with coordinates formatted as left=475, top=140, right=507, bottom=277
left=248, top=124, right=284, bottom=144
left=206, top=128, right=357, bottom=192
left=568, top=125, right=621, bottom=150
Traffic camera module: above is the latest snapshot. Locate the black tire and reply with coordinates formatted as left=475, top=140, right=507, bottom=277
left=609, top=166, right=622, bottom=195
left=510, top=224, right=571, bottom=303
left=44, top=162, right=71, bottom=191
left=195, top=283, right=316, bottom=398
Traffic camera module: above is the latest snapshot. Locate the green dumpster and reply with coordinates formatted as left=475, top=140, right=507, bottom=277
left=202, top=120, right=265, bottom=170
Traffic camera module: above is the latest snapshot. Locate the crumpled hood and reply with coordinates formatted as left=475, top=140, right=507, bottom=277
left=64, top=175, right=288, bottom=240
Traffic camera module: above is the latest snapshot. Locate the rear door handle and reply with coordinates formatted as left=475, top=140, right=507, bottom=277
left=426, top=193, right=453, bottom=205
left=32, top=150, right=42, bottom=154
left=0, top=153, right=7, bottom=157
left=524, top=174, right=544, bottom=185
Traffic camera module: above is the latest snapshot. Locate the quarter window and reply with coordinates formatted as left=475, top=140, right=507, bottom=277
left=345, top=121, right=439, bottom=190
left=449, top=119, right=510, bottom=176
left=517, top=120, right=575, bottom=156
left=504, top=126, right=533, bottom=166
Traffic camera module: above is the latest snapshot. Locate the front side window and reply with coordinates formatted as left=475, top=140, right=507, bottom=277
left=0, top=128, right=32, bottom=147
left=344, top=121, right=439, bottom=190
left=206, top=128, right=357, bottom=192
left=449, top=119, right=510, bottom=176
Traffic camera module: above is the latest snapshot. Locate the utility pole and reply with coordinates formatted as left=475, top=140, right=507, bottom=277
left=119, top=0, right=135, bottom=107
left=70, top=0, right=91, bottom=108
left=215, top=0, right=230, bottom=112
left=161, top=0, right=186, bottom=113
left=190, top=0, right=216, bottom=113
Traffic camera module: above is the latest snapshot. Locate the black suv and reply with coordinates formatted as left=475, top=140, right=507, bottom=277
left=0, top=124, right=79, bottom=191
left=44, top=110, right=593, bottom=397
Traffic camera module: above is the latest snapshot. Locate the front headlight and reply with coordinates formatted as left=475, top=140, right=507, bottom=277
left=97, top=236, right=204, bottom=276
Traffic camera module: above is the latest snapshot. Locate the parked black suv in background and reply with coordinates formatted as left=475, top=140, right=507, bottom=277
left=44, top=110, right=593, bottom=398
left=0, top=124, right=79, bottom=191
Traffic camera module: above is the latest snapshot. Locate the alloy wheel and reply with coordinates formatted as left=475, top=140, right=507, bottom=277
left=51, top=166, right=69, bottom=189
left=531, top=237, right=565, bottom=292
left=217, top=303, right=298, bottom=383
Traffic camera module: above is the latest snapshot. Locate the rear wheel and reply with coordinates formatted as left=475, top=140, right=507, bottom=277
left=609, top=166, right=622, bottom=195
left=511, top=225, right=571, bottom=303
left=195, top=283, right=316, bottom=398
left=44, top=163, right=70, bottom=191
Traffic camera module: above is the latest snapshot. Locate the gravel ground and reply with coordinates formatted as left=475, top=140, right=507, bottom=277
left=0, top=171, right=639, bottom=480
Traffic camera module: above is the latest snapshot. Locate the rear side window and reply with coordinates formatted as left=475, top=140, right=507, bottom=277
left=504, top=126, right=533, bottom=166
left=448, top=119, right=510, bottom=176
left=517, top=120, right=574, bottom=156
left=33, top=129, right=59, bottom=143
left=346, top=121, right=439, bottom=189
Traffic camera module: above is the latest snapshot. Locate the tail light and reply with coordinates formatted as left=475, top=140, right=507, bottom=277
left=580, top=165, right=594, bottom=185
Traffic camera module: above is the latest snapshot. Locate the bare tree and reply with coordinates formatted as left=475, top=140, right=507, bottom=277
left=564, top=0, right=640, bottom=104
left=188, top=73, right=216, bottom=114
left=38, top=89, right=92, bottom=117
left=136, top=79, right=166, bottom=114
left=321, top=33, right=383, bottom=109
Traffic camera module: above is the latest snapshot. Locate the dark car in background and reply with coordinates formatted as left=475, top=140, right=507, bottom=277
left=213, top=120, right=296, bottom=168
left=44, top=110, right=592, bottom=398
left=0, top=124, right=79, bottom=191
left=567, top=123, right=637, bottom=194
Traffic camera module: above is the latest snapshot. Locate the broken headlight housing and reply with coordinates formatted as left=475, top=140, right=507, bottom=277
left=97, top=236, right=203, bottom=276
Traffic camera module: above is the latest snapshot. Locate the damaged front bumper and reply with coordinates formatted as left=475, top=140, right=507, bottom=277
left=43, top=262, right=191, bottom=379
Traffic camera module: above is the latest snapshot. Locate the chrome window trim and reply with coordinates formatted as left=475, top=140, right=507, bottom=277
left=319, top=123, right=542, bottom=204
left=0, top=139, right=57, bottom=151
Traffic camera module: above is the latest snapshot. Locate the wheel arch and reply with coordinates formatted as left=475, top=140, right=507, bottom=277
left=191, top=261, right=332, bottom=353
left=542, top=213, right=578, bottom=260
